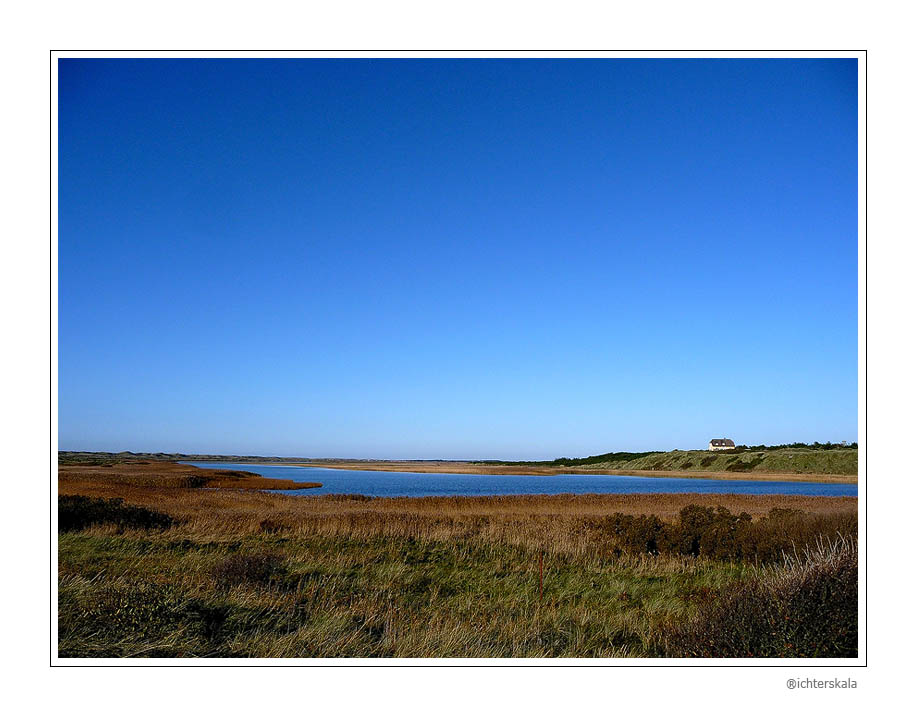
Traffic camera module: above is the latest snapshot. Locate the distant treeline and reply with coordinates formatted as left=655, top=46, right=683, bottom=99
left=550, top=442, right=857, bottom=465
left=478, top=442, right=857, bottom=467
left=473, top=451, right=659, bottom=467
left=735, top=442, right=857, bottom=452
left=60, top=441, right=857, bottom=468
left=546, top=451, right=660, bottom=467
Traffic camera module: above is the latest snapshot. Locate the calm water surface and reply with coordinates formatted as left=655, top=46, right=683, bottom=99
left=184, top=462, right=857, bottom=498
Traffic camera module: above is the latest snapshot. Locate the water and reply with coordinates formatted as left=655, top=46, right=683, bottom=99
left=183, top=462, right=858, bottom=498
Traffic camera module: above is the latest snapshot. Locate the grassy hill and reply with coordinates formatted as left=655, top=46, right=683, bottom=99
left=564, top=448, right=857, bottom=476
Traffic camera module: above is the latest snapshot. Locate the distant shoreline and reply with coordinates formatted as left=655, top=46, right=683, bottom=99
left=60, top=450, right=858, bottom=485
left=259, top=460, right=857, bottom=485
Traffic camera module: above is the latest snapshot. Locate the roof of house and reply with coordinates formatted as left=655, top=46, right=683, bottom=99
left=709, top=438, right=735, bottom=447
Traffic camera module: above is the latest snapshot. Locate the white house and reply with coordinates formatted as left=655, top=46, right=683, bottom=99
left=708, top=438, right=736, bottom=451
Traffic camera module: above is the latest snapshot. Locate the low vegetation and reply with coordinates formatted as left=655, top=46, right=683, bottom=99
left=58, top=451, right=310, bottom=466
left=557, top=448, right=858, bottom=476
left=597, top=505, right=856, bottom=562
left=60, top=444, right=858, bottom=479
left=473, top=443, right=857, bottom=476
left=657, top=535, right=857, bottom=657
left=59, top=495, right=175, bottom=532
left=58, top=460, right=320, bottom=492
left=483, top=451, right=658, bottom=468
left=57, top=461, right=857, bottom=658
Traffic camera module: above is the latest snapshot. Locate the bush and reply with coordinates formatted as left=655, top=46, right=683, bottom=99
left=679, top=505, right=754, bottom=559
left=594, top=505, right=856, bottom=563
left=658, top=535, right=857, bottom=657
left=211, top=552, right=288, bottom=587
left=58, top=495, right=175, bottom=532
left=601, top=513, right=668, bottom=554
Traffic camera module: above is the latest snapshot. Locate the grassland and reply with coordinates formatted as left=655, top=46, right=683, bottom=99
left=58, top=448, right=858, bottom=483
left=572, top=448, right=858, bottom=477
left=57, top=460, right=857, bottom=658
left=296, top=447, right=857, bottom=483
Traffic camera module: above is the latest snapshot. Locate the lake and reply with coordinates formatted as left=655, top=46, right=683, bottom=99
left=183, top=462, right=858, bottom=498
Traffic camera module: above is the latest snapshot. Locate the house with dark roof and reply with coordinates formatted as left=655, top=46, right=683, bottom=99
left=708, top=438, right=736, bottom=451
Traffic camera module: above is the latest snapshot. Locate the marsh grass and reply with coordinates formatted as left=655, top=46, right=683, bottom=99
left=59, top=530, right=748, bottom=657
left=56, top=462, right=857, bottom=658
left=58, top=461, right=318, bottom=491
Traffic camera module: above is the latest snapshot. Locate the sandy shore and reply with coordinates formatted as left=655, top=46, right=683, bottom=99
left=278, top=460, right=857, bottom=484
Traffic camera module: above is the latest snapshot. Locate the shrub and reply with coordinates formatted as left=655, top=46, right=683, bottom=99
left=58, top=495, right=175, bottom=532
left=676, top=505, right=752, bottom=559
left=593, top=505, right=856, bottom=563
left=739, top=508, right=857, bottom=563
left=658, top=535, right=857, bottom=657
left=211, top=552, right=288, bottom=587
left=601, top=513, right=670, bottom=554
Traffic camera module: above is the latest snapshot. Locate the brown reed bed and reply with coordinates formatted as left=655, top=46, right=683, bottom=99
left=58, top=460, right=319, bottom=492
left=57, top=463, right=853, bottom=552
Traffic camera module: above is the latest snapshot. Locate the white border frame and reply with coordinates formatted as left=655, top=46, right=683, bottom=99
left=50, top=50, right=866, bottom=668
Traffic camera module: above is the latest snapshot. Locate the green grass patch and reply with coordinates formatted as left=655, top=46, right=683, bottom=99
left=579, top=449, right=857, bottom=475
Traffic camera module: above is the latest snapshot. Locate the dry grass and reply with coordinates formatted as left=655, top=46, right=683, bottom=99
left=56, top=461, right=858, bottom=658
left=58, top=460, right=319, bottom=492
left=57, top=462, right=855, bottom=554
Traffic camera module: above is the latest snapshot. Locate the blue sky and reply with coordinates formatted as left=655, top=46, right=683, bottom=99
left=58, top=59, right=857, bottom=459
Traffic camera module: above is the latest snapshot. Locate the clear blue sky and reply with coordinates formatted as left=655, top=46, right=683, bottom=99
left=58, top=59, right=857, bottom=459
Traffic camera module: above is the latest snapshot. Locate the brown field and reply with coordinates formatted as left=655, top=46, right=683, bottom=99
left=57, top=461, right=855, bottom=549
left=286, top=460, right=857, bottom=484
left=58, top=460, right=320, bottom=494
